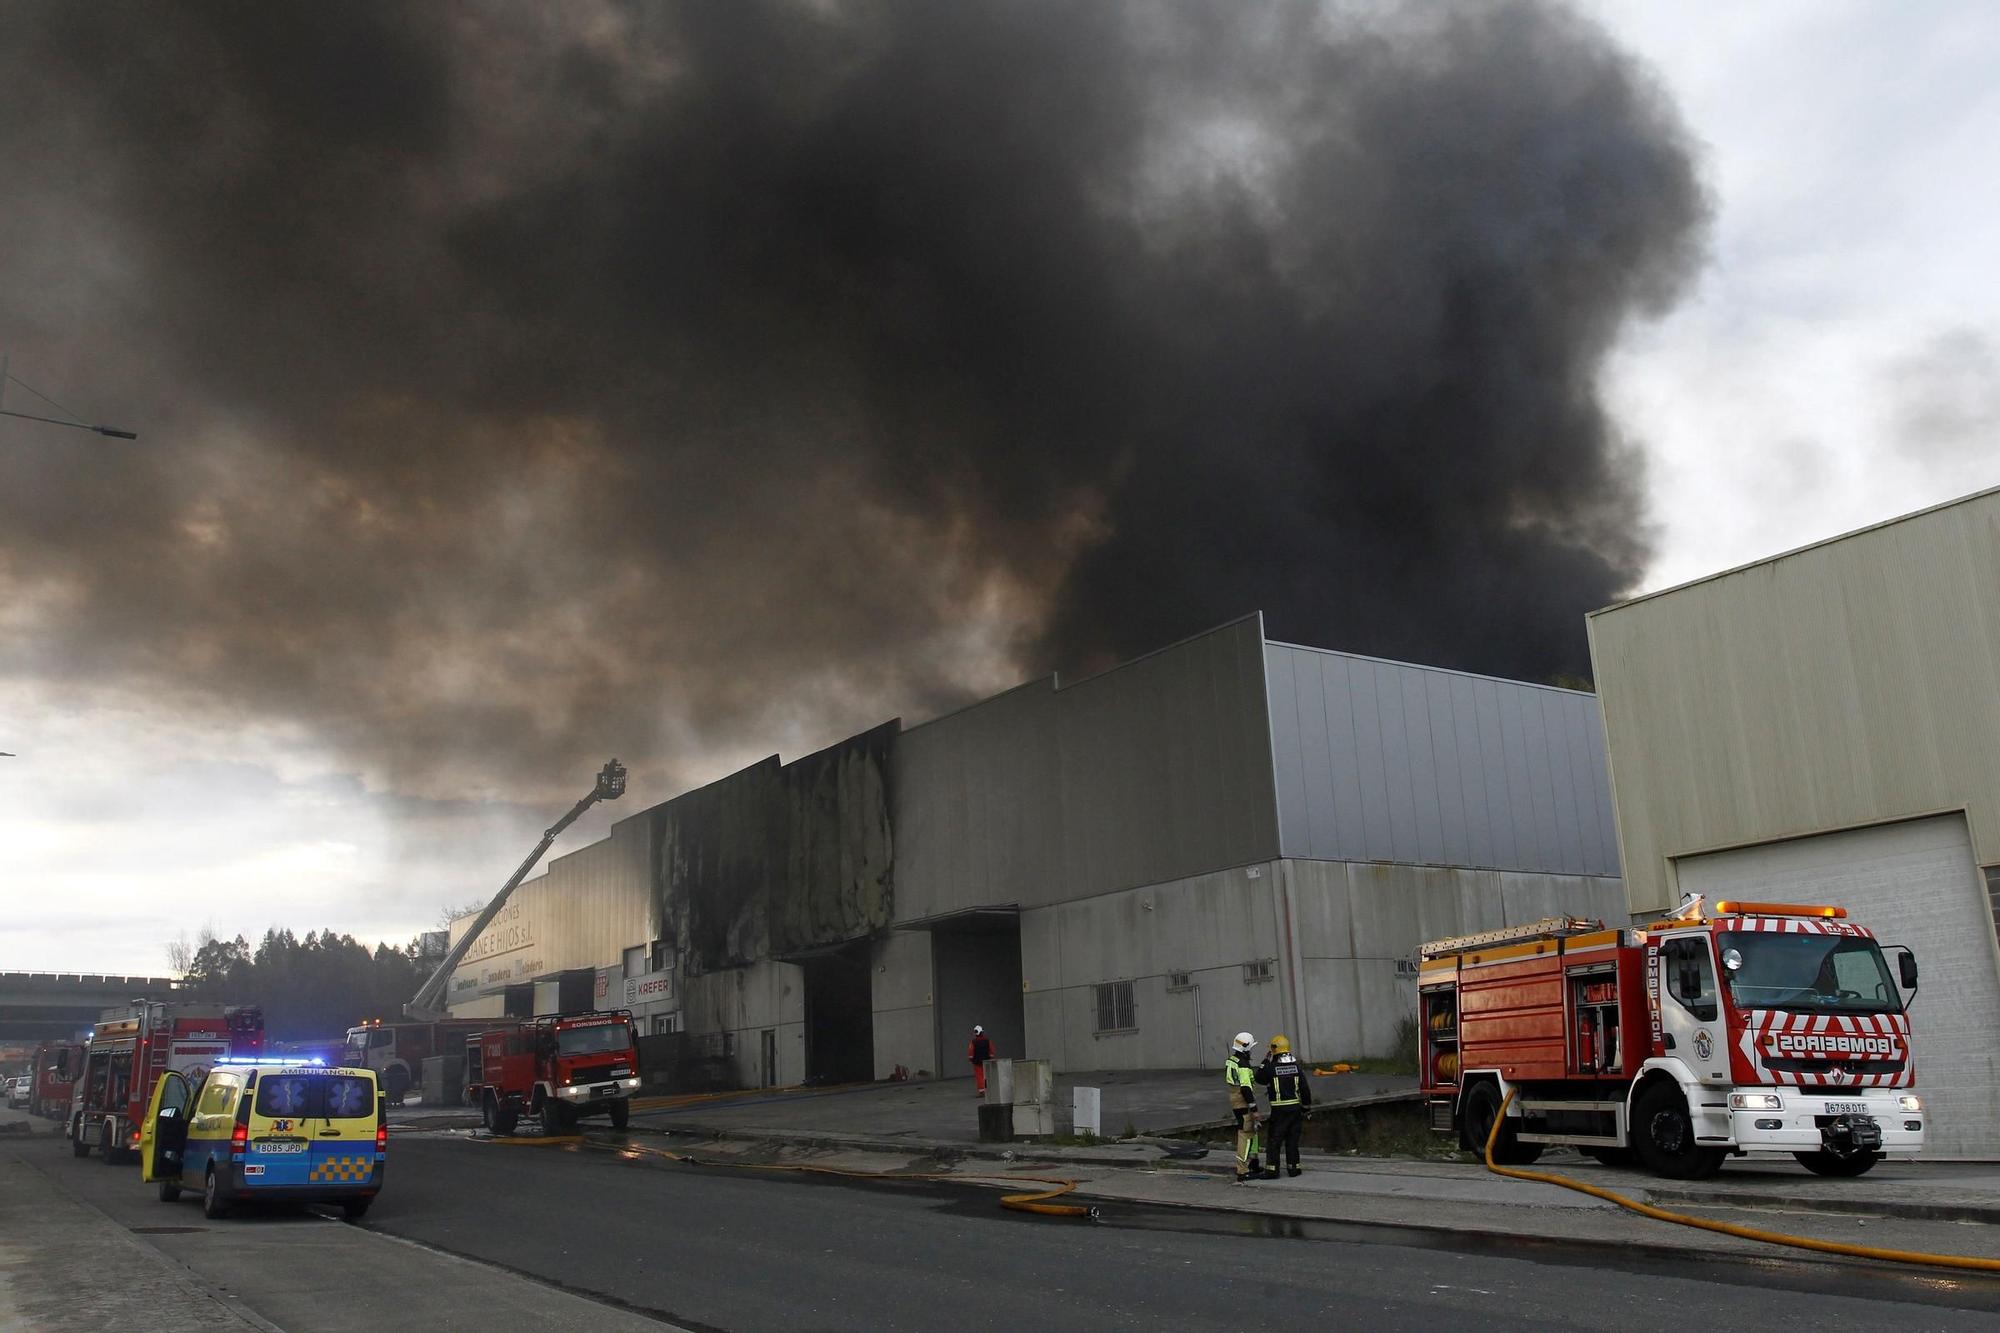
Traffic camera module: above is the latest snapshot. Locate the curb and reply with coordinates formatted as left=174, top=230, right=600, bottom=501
left=623, top=1119, right=2000, bottom=1227
left=1644, top=1185, right=2000, bottom=1227
left=629, top=1119, right=1228, bottom=1174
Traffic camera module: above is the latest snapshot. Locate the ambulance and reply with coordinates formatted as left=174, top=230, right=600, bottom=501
left=139, top=1057, right=386, bottom=1219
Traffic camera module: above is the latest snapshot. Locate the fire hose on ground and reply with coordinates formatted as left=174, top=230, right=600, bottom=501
left=479, top=1131, right=1096, bottom=1218
left=1484, top=1088, right=2000, bottom=1274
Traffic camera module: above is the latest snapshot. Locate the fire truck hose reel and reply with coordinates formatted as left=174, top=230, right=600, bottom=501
left=1484, top=1089, right=2000, bottom=1274
left=482, top=1133, right=1097, bottom=1220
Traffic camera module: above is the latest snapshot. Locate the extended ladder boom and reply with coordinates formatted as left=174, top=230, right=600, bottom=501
left=405, top=759, right=627, bottom=1019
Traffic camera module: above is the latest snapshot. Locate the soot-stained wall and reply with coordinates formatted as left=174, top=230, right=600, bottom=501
left=654, top=722, right=896, bottom=974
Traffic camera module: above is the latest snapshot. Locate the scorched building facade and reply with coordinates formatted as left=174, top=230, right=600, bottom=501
left=450, top=613, right=1626, bottom=1087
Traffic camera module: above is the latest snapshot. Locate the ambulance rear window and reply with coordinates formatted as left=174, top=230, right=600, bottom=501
left=255, top=1074, right=376, bottom=1119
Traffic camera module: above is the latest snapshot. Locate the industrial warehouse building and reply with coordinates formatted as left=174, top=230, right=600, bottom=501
left=1588, top=485, right=2000, bottom=1159
left=448, top=613, right=1624, bottom=1088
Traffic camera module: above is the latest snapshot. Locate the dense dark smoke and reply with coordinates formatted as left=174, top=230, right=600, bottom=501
left=0, top=1, right=1704, bottom=800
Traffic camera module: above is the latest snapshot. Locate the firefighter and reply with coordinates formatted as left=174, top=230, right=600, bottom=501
left=1225, top=1032, right=1270, bottom=1182
left=1256, top=1033, right=1312, bottom=1177
left=968, top=1025, right=994, bottom=1097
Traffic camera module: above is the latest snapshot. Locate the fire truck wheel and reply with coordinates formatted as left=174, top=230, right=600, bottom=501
left=1464, top=1082, right=1543, bottom=1165
left=158, top=1180, right=182, bottom=1203
left=98, top=1124, right=121, bottom=1165
left=70, top=1124, right=89, bottom=1158
left=384, top=1066, right=409, bottom=1106
left=608, top=1099, right=630, bottom=1130
left=1632, top=1082, right=1725, bottom=1180
left=1794, top=1150, right=1882, bottom=1178
left=1581, top=1146, right=1636, bottom=1167
left=202, top=1168, right=229, bottom=1220
left=492, top=1102, right=519, bottom=1136
left=544, top=1099, right=575, bottom=1134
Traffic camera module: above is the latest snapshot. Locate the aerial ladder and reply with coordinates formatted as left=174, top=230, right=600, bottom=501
left=405, top=759, right=628, bottom=1020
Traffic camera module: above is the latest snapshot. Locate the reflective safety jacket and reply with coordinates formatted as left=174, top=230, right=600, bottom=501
left=1225, top=1053, right=1258, bottom=1111
left=1259, top=1052, right=1312, bottom=1108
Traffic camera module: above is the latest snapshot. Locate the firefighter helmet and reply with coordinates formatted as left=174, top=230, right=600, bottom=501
left=1268, top=1034, right=1291, bottom=1054
left=1231, top=1032, right=1255, bottom=1054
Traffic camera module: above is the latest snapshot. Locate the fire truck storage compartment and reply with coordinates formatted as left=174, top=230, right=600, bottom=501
left=1569, top=968, right=1621, bottom=1075
left=1423, top=990, right=1458, bottom=1131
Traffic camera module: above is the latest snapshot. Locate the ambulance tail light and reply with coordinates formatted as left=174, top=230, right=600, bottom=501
left=376, top=1121, right=388, bottom=1153
left=230, top=1122, right=248, bottom=1159
left=1712, top=901, right=1846, bottom=919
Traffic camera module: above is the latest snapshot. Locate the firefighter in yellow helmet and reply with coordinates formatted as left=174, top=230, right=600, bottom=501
left=1256, top=1034, right=1312, bottom=1176
left=1225, top=1032, right=1273, bottom=1182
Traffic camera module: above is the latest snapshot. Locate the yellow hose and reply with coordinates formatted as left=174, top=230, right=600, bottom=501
left=485, top=1130, right=1094, bottom=1218
left=1484, top=1088, right=2000, bottom=1273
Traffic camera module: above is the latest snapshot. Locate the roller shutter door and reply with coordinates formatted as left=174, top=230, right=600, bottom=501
left=1674, top=815, right=1999, bottom=1159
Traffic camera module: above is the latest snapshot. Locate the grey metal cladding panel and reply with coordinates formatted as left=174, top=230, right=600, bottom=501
left=1347, top=660, right=1396, bottom=858
left=1489, top=678, right=1533, bottom=868
left=1447, top=673, right=1496, bottom=867
left=1540, top=692, right=1586, bottom=875
left=1322, top=654, right=1370, bottom=859
left=1056, top=618, right=1278, bottom=892
left=1376, top=663, right=1421, bottom=862
left=1295, top=652, right=1342, bottom=859
left=1266, top=644, right=1309, bottom=857
left=1401, top=667, right=1449, bottom=865
left=1426, top=671, right=1471, bottom=866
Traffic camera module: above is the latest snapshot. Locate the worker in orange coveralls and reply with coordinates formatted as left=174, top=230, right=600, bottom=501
left=968, top=1024, right=995, bottom=1096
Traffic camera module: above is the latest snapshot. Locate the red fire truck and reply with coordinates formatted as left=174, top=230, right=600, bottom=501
left=31, top=1040, right=85, bottom=1119
left=342, top=1017, right=492, bottom=1105
left=1419, top=900, right=1923, bottom=1180
left=468, top=1010, right=641, bottom=1135
left=68, top=1001, right=265, bottom=1162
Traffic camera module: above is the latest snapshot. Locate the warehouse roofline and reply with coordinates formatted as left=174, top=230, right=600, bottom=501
left=1588, top=482, right=2000, bottom=620
left=1264, top=637, right=1598, bottom=698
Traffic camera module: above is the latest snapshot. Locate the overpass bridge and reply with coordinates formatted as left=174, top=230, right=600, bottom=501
left=0, top=972, right=181, bottom=1042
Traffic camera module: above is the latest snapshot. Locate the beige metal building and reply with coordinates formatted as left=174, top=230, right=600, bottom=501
left=1588, top=485, right=2000, bottom=1157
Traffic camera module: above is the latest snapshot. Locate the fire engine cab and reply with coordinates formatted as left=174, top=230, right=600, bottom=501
left=1420, top=899, right=1924, bottom=1180
left=467, top=1010, right=641, bottom=1135
left=69, top=1001, right=265, bottom=1163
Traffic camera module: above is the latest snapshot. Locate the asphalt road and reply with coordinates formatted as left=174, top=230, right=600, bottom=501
left=361, top=1132, right=1999, bottom=1333
left=26, top=1125, right=2000, bottom=1332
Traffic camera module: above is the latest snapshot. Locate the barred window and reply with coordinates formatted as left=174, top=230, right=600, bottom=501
left=1243, top=959, right=1275, bottom=984
left=1093, top=980, right=1136, bottom=1033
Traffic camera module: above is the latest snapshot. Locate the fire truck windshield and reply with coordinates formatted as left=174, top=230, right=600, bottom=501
left=1718, top=931, right=1903, bottom=1015
left=556, top=1023, right=632, bottom=1056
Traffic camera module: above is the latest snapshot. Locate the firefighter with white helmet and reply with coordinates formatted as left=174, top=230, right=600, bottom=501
left=1225, top=1032, right=1271, bottom=1182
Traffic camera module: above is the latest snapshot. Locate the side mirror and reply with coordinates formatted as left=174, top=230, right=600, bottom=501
left=1898, top=952, right=1918, bottom=989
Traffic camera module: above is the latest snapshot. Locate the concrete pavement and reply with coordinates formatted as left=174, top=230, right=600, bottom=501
left=0, top=1105, right=682, bottom=1333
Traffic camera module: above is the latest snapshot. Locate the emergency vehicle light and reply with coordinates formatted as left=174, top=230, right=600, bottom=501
left=1711, top=901, right=1846, bottom=919
left=217, top=1056, right=325, bottom=1066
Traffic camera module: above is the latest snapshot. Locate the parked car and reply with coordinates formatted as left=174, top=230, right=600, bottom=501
left=5, top=1075, right=30, bottom=1108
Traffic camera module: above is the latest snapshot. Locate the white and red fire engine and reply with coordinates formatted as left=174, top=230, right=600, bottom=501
left=1419, top=899, right=1923, bottom=1180
left=31, top=1039, right=85, bottom=1119
left=343, top=1017, right=492, bottom=1104
left=68, top=1000, right=264, bottom=1162
left=467, top=1010, right=641, bottom=1135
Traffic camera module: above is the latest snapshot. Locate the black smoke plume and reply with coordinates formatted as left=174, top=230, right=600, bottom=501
left=0, top=1, right=1704, bottom=799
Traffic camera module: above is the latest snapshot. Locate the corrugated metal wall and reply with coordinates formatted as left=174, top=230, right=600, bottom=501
left=1265, top=642, right=1619, bottom=877
left=1588, top=486, right=2000, bottom=914
left=894, top=615, right=1281, bottom=921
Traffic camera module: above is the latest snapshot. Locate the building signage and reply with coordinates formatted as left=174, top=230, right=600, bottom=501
left=622, top=969, right=675, bottom=1007
left=459, top=900, right=533, bottom=963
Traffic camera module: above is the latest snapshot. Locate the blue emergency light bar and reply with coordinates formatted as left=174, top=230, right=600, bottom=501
left=216, top=1056, right=326, bottom=1067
